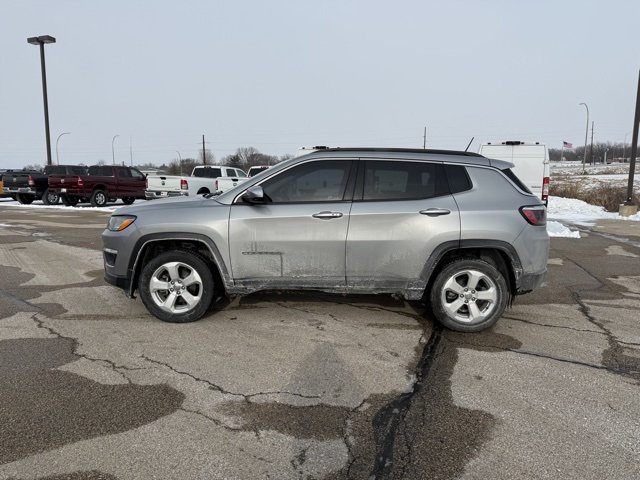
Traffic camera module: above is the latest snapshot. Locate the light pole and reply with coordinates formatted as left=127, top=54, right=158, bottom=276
left=55, top=132, right=70, bottom=165
left=27, top=35, right=56, bottom=166
left=624, top=131, right=632, bottom=162
left=177, top=151, right=182, bottom=174
left=579, top=103, right=589, bottom=173
left=112, top=135, right=119, bottom=165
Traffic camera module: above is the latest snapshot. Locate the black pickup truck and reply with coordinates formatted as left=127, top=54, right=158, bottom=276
left=1, top=165, right=88, bottom=205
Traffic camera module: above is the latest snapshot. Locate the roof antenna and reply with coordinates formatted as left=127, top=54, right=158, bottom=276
left=464, top=136, right=474, bottom=152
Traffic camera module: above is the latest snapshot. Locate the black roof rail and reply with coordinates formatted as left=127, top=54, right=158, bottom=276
left=313, top=147, right=484, bottom=157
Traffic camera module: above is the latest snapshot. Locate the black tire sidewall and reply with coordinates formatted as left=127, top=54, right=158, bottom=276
left=429, top=257, right=508, bottom=333
left=61, top=195, right=79, bottom=206
left=139, top=250, right=215, bottom=323
left=16, top=194, right=34, bottom=205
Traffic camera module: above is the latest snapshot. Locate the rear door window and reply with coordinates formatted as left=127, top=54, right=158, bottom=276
left=357, top=160, right=447, bottom=201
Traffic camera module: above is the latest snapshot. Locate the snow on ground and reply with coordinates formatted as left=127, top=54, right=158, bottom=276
left=1, top=196, right=639, bottom=239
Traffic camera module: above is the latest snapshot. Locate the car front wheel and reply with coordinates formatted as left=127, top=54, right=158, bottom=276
left=429, top=257, right=508, bottom=332
left=139, top=250, right=215, bottom=323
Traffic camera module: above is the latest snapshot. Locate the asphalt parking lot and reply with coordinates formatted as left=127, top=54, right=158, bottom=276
left=0, top=202, right=639, bottom=480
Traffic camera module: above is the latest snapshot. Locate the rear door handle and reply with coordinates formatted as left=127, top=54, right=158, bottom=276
left=419, top=208, right=451, bottom=217
left=312, top=211, right=344, bottom=220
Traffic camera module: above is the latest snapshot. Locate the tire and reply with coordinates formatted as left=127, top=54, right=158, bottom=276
left=42, top=188, right=60, bottom=205
left=90, top=189, right=108, bottom=207
left=122, top=197, right=135, bottom=205
left=429, top=257, right=508, bottom=333
left=139, top=250, right=215, bottom=323
left=16, top=193, right=34, bottom=205
left=60, top=194, right=80, bottom=206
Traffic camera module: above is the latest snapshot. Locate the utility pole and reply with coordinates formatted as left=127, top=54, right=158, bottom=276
left=202, top=135, right=206, bottom=165
left=423, top=127, right=426, bottom=149
left=621, top=69, right=639, bottom=215
left=130, top=135, right=133, bottom=166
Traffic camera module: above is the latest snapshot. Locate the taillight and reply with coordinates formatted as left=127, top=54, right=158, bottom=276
left=28, top=176, right=34, bottom=186
left=215, top=180, right=219, bottom=191
left=145, top=177, right=148, bottom=189
left=542, top=177, right=550, bottom=206
left=520, top=205, right=546, bottom=226
left=180, top=179, right=188, bottom=190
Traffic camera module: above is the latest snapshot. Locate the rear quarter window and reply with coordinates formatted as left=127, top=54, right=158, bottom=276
left=444, top=165, right=472, bottom=194
left=501, top=168, right=532, bottom=194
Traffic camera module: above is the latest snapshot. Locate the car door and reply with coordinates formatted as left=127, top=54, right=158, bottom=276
left=228, top=159, right=356, bottom=290
left=346, top=159, right=461, bottom=297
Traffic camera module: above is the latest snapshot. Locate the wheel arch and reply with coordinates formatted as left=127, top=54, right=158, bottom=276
left=128, top=233, right=230, bottom=298
left=420, top=240, right=522, bottom=301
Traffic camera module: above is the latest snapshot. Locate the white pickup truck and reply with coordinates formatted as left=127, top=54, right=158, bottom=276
left=145, top=165, right=248, bottom=199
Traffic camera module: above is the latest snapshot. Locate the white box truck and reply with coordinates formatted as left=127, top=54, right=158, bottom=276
left=479, top=141, right=550, bottom=206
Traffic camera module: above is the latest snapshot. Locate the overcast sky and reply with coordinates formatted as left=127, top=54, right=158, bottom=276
left=2, top=0, right=639, bottom=170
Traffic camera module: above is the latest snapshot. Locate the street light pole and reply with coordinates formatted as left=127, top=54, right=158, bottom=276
left=55, top=132, right=70, bottom=165
left=176, top=151, right=182, bottom=174
left=579, top=103, right=589, bottom=173
left=27, top=35, right=56, bottom=166
left=112, top=135, right=120, bottom=165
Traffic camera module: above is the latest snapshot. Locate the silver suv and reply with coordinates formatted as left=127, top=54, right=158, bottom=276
left=102, top=148, right=549, bottom=332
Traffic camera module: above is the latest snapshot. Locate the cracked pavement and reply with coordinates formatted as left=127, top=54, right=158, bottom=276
left=0, top=203, right=639, bottom=479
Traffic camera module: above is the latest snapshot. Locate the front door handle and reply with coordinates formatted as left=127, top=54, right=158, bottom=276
left=419, top=208, right=451, bottom=217
left=312, top=211, right=344, bottom=220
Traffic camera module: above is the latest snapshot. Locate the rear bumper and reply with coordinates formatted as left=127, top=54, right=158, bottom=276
left=145, top=191, right=188, bottom=200
left=3, top=186, right=35, bottom=195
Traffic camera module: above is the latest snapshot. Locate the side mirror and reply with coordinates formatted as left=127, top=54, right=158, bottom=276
left=242, top=185, right=267, bottom=204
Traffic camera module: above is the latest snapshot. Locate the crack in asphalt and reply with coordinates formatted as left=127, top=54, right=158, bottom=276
left=140, top=354, right=323, bottom=402
left=368, top=326, right=443, bottom=479
left=32, top=315, right=143, bottom=384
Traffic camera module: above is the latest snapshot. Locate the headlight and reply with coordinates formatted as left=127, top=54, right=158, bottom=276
left=107, top=215, right=136, bottom=231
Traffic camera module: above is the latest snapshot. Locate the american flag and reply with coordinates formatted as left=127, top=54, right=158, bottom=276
left=563, top=141, right=573, bottom=148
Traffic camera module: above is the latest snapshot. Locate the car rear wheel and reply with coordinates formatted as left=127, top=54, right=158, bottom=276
left=90, top=189, right=108, bottom=207
left=429, top=257, right=508, bottom=332
left=139, top=250, right=215, bottom=323
left=60, top=194, right=79, bottom=206
left=42, top=188, right=60, bottom=205
left=16, top=193, right=34, bottom=205
left=122, top=197, right=135, bottom=205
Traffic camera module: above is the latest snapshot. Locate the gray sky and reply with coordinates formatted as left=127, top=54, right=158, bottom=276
left=2, top=0, right=639, bottom=170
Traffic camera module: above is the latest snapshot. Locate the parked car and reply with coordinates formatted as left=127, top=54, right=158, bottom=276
left=1, top=165, right=87, bottom=205
left=145, top=165, right=248, bottom=199
left=102, top=147, right=549, bottom=332
left=48, top=165, right=146, bottom=207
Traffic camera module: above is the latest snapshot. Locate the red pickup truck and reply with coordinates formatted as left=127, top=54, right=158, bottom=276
left=48, top=165, right=147, bottom=207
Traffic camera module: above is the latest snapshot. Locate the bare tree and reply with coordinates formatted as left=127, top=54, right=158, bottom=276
left=198, top=149, right=215, bottom=165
